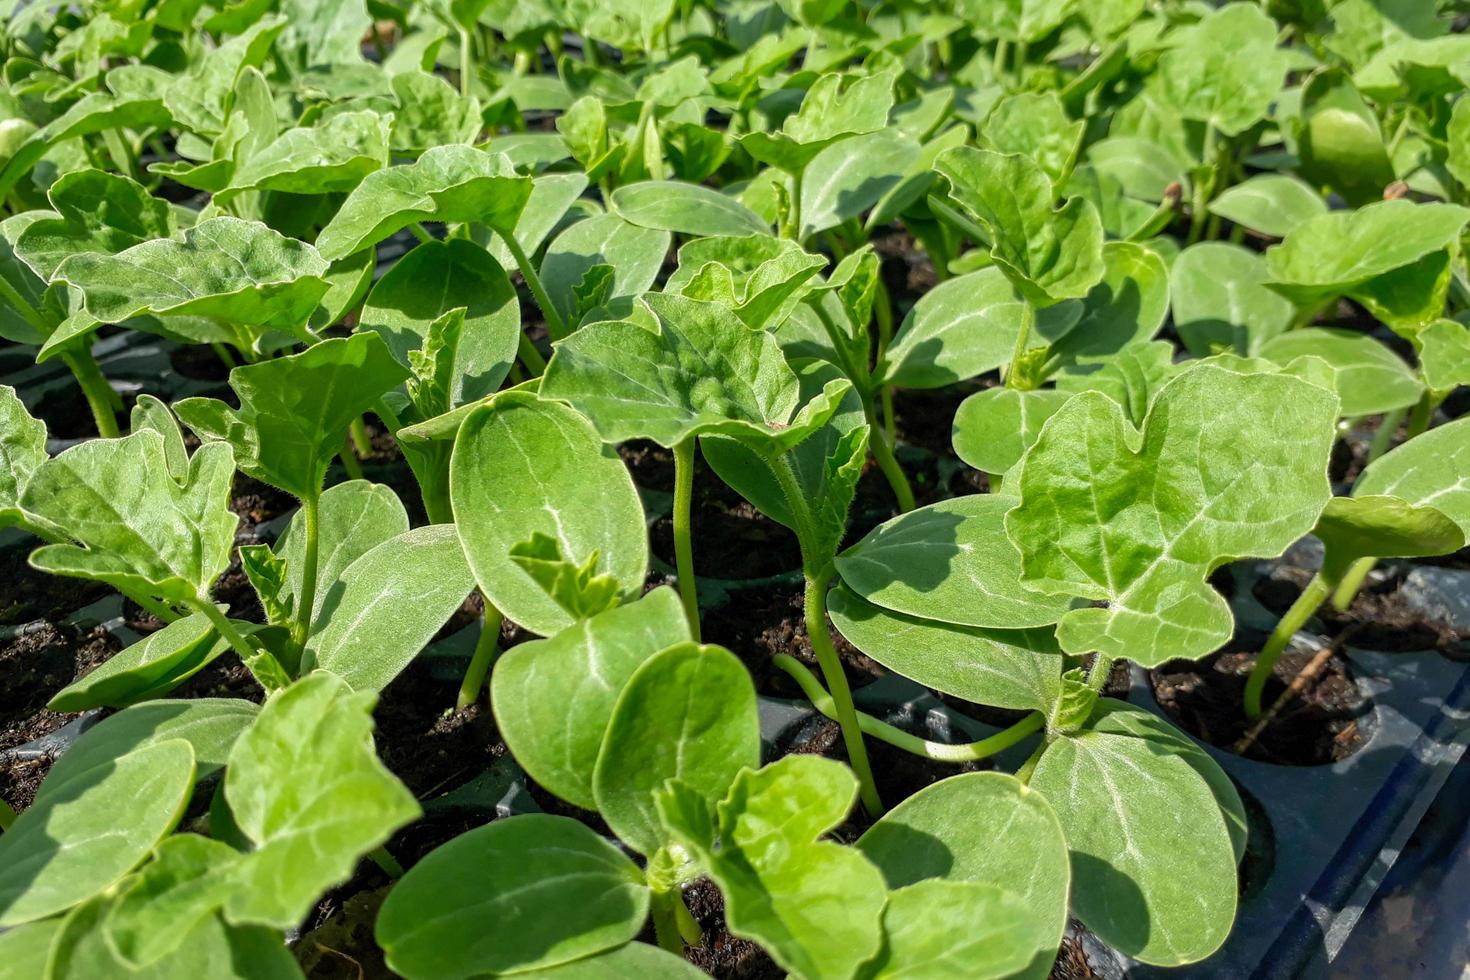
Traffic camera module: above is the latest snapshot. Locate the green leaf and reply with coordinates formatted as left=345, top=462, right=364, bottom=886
left=508, top=531, right=622, bottom=620
left=1156, top=2, right=1287, bottom=135
left=222, top=671, right=420, bottom=929
left=1316, top=495, right=1464, bottom=574
left=0, top=739, right=195, bottom=927
left=800, top=130, right=921, bottom=239
left=1048, top=240, right=1169, bottom=366
left=224, top=109, right=390, bottom=199
left=980, top=92, right=1085, bottom=187
left=1006, top=364, right=1339, bottom=664
left=389, top=70, right=483, bottom=154
left=595, top=642, right=760, bottom=856
left=47, top=612, right=231, bottom=711
left=175, top=332, right=411, bottom=500
left=54, top=216, right=330, bottom=340
left=360, top=238, right=519, bottom=408
left=1054, top=340, right=1179, bottom=427
left=509, top=943, right=707, bottom=979
left=23, top=433, right=237, bottom=603
left=829, top=584, right=1063, bottom=713
left=936, top=146, right=1106, bottom=307
left=954, top=0, right=1075, bottom=43
left=1030, top=707, right=1239, bottom=965
left=315, top=145, right=532, bottom=260
left=879, top=268, right=1025, bottom=389
left=657, top=755, right=887, bottom=980
left=104, top=834, right=242, bottom=967
left=13, top=169, right=177, bottom=279
left=665, top=234, right=826, bottom=330
left=377, top=815, right=649, bottom=980
left=450, top=392, right=648, bottom=637
left=612, top=180, right=769, bottom=237
left=1419, top=318, right=1470, bottom=391
left=306, top=525, right=475, bottom=692
left=0, top=918, right=63, bottom=980
left=276, top=479, right=410, bottom=623
left=47, top=699, right=257, bottom=785
left=1206, top=174, right=1326, bottom=239
left=539, top=213, right=670, bottom=325
left=493, top=588, right=691, bottom=809
left=485, top=171, right=589, bottom=272
left=837, top=495, right=1074, bottom=629
left=1296, top=68, right=1397, bottom=207
left=1354, top=416, right=1470, bottom=534
left=740, top=72, right=896, bottom=175
left=241, top=545, right=293, bottom=626
left=1449, top=98, right=1470, bottom=192
left=952, top=387, right=1072, bottom=477
left=0, top=385, right=48, bottom=530
left=1257, top=328, right=1422, bottom=416
left=858, top=880, right=1041, bottom=980
left=1170, top=242, right=1295, bottom=357
left=129, top=395, right=189, bottom=481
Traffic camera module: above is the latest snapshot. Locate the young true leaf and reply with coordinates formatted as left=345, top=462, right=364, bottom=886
left=1030, top=703, right=1240, bottom=965
left=739, top=71, right=896, bottom=174
left=305, top=525, right=475, bottom=692
left=935, top=146, right=1106, bottom=307
left=951, top=387, right=1072, bottom=478
left=104, top=834, right=242, bottom=967
left=1006, top=364, right=1339, bottom=665
left=54, top=216, right=331, bottom=343
left=222, top=109, right=390, bottom=199
left=0, top=385, right=49, bottom=533
left=315, top=145, right=532, bottom=260
left=1419, top=319, right=1470, bottom=391
left=1257, top=328, right=1422, bottom=416
left=612, top=180, right=769, bottom=237
left=664, top=235, right=826, bottom=330
left=657, top=755, right=888, bottom=980
left=1206, top=174, right=1326, bottom=239
left=595, top=643, right=759, bottom=857
left=47, top=612, right=233, bottom=711
left=508, top=532, right=622, bottom=621
left=829, top=585, right=1063, bottom=713
left=1170, top=242, right=1295, bottom=357
left=879, top=268, right=1027, bottom=388
left=389, top=70, right=483, bottom=153
left=0, top=739, right=195, bottom=926
left=221, top=671, right=420, bottom=929
left=175, top=333, right=410, bottom=501
left=22, top=433, right=236, bottom=604
left=1354, top=416, right=1470, bottom=533
left=981, top=92, right=1085, bottom=188
left=837, top=495, right=1074, bottom=629
left=450, top=393, right=648, bottom=637
left=1156, top=2, right=1287, bottom=135
left=12, top=168, right=177, bottom=279
left=359, top=238, right=520, bottom=407
left=377, top=815, right=649, bottom=980
left=493, top=588, right=691, bottom=809
left=539, top=213, right=671, bottom=325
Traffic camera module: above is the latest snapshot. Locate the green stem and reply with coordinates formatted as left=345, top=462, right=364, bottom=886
left=650, top=889, right=685, bottom=954
left=1243, top=571, right=1335, bottom=721
left=674, top=890, right=703, bottom=945
left=499, top=231, right=569, bottom=340
left=373, top=398, right=402, bottom=437
left=102, top=128, right=136, bottom=181
left=1014, top=738, right=1049, bottom=786
left=926, top=196, right=991, bottom=247
left=59, top=348, right=120, bottom=438
left=517, top=333, right=548, bottom=376
left=456, top=601, right=504, bottom=710
left=128, top=590, right=182, bottom=624
left=1367, top=407, right=1406, bottom=463
left=350, top=416, right=373, bottom=457
left=370, top=845, right=404, bottom=879
left=1002, top=300, right=1035, bottom=388
left=1330, top=557, right=1376, bottom=613
left=864, top=397, right=914, bottom=512
left=775, top=654, right=1045, bottom=762
left=993, top=39, right=1009, bottom=77
left=1086, top=654, right=1115, bottom=691
left=458, top=28, right=475, bottom=97
left=408, top=223, right=434, bottom=244
left=0, top=268, right=52, bottom=336
left=1406, top=391, right=1438, bottom=439
left=211, top=343, right=238, bottom=370
left=672, top=437, right=702, bottom=641
left=289, top=494, right=321, bottom=658
left=194, top=599, right=290, bottom=692
left=0, top=797, right=14, bottom=832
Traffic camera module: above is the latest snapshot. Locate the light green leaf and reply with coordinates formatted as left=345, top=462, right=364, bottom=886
left=104, top=834, right=242, bottom=967
left=315, top=145, right=531, bottom=260
left=13, top=169, right=177, bottom=279
left=47, top=612, right=231, bottom=711
left=510, top=943, right=707, bottom=979
left=224, top=110, right=390, bottom=198
left=612, top=180, right=769, bottom=237
left=306, top=525, right=474, bottom=692
left=175, top=332, right=410, bottom=500
left=539, top=213, right=670, bottom=324
left=658, top=756, right=887, bottom=980
left=377, top=815, right=649, bottom=980
left=880, top=268, right=1024, bottom=388
left=0, top=918, right=63, bottom=980
left=858, top=880, right=1041, bottom=980
left=47, top=699, right=257, bottom=785
left=951, top=387, right=1072, bottom=477
left=222, top=671, right=420, bottom=929
left=1206, top=174, right=1326, bottom=239
left=936, top=146, right=1105, bottom=307
left=1354, top=416, right=1470, bottom=534
left=1054, top=341, right=1179, bottom=427
left=1170, top=242, right=1295, bottom=357
left=664, top=234, right=826, bottom=330
left=485, top=172, right=589, bottom=272
left=837, top=495, right=1074, bottom=629
left=829, top=585, right=1063, bottom=713
left=1157, top=2, right=1287, bottom=135
left=981, top=92, right=1085, bottom=187
left=0, top=385, right=48, bottom=530
left=0, top=739, right=195, bottom=927
left=1316, top=495, right=1464, bottom=574
left=1449, top=98, right=1470, bottom=192
left=23, top=433, right=236, bottom=603
left=55, top=216, right=330, bottom=338
left=275, top=479, right=410, bottom=623
left=1048, top=240, right=1169, bottom=366
left=1257, top=328, right=1422, bottom=416
left=129, top=395, right=189, bottom=481
left=800, top=130, right=921, bottom=239
left=493, top=588, right=691, bottom=809
left=360, top=238, right=519, bottom=408
left=1297, top=68, right=1397, bottom=207
left=1006, top=364, right=1339, bottom=664
left=450, top=392, right=648, bottom=637
left=740, top=72, right=895, bottom=175
left=1030, top=709, right=1238, bottom=965
left=508, top=532, right=622, bottom=621
left=389, top=70, right=483, bottom=153
left=1419, top=318, right=1470, bottom=391
left=595, top=642, right=759, bottom=856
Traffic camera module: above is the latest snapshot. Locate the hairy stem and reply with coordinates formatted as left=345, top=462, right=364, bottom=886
left=1367, top=407, right=1406, bottom=462
left=517, top=333, right=548, bottom=376
left=775, top=654, right=1045, bottom=762
left=1243, top=571, right=1335, bottom=721
left=456, top=601, right=504, bottom=710
left=500, top=231, right=569, bottom=341
left=458, top=28, right=475, bottom=97
left=289, top=493, right=321, bottom=659
left=864, top=397, right=914, bottom=512
left=349, top=416, right=373, bottom=457
left=59, top=348, right=121, bottom=438
left=672, top=437, right=702, bottom=640
left=1085, top=653, right=1115, bottom=691
left=1002, top=300, right=1035, bottom=388
left=339, top=440, right=365, bottom=480
left=194, top=600, right=289, bottom=693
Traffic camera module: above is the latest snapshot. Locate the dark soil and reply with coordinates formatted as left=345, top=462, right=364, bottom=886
left=1253, top=564, right=1466, bottom=653
left=1050, top=926, right=1101, bottom=980
left=889, top=383, right=982, bottom=456
left=212, top=473, right=299, bottom=621
left=32, top=383, right=136, bottom=441
left=169, top=343, right=234, bottom=382
left=1150, top=642, right=1372, bottom=765
left=681, top=878, right=783, bottom=979
left=0, top=543, right=110, bottom=625
left=700, top=582, right=884, bottom=697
